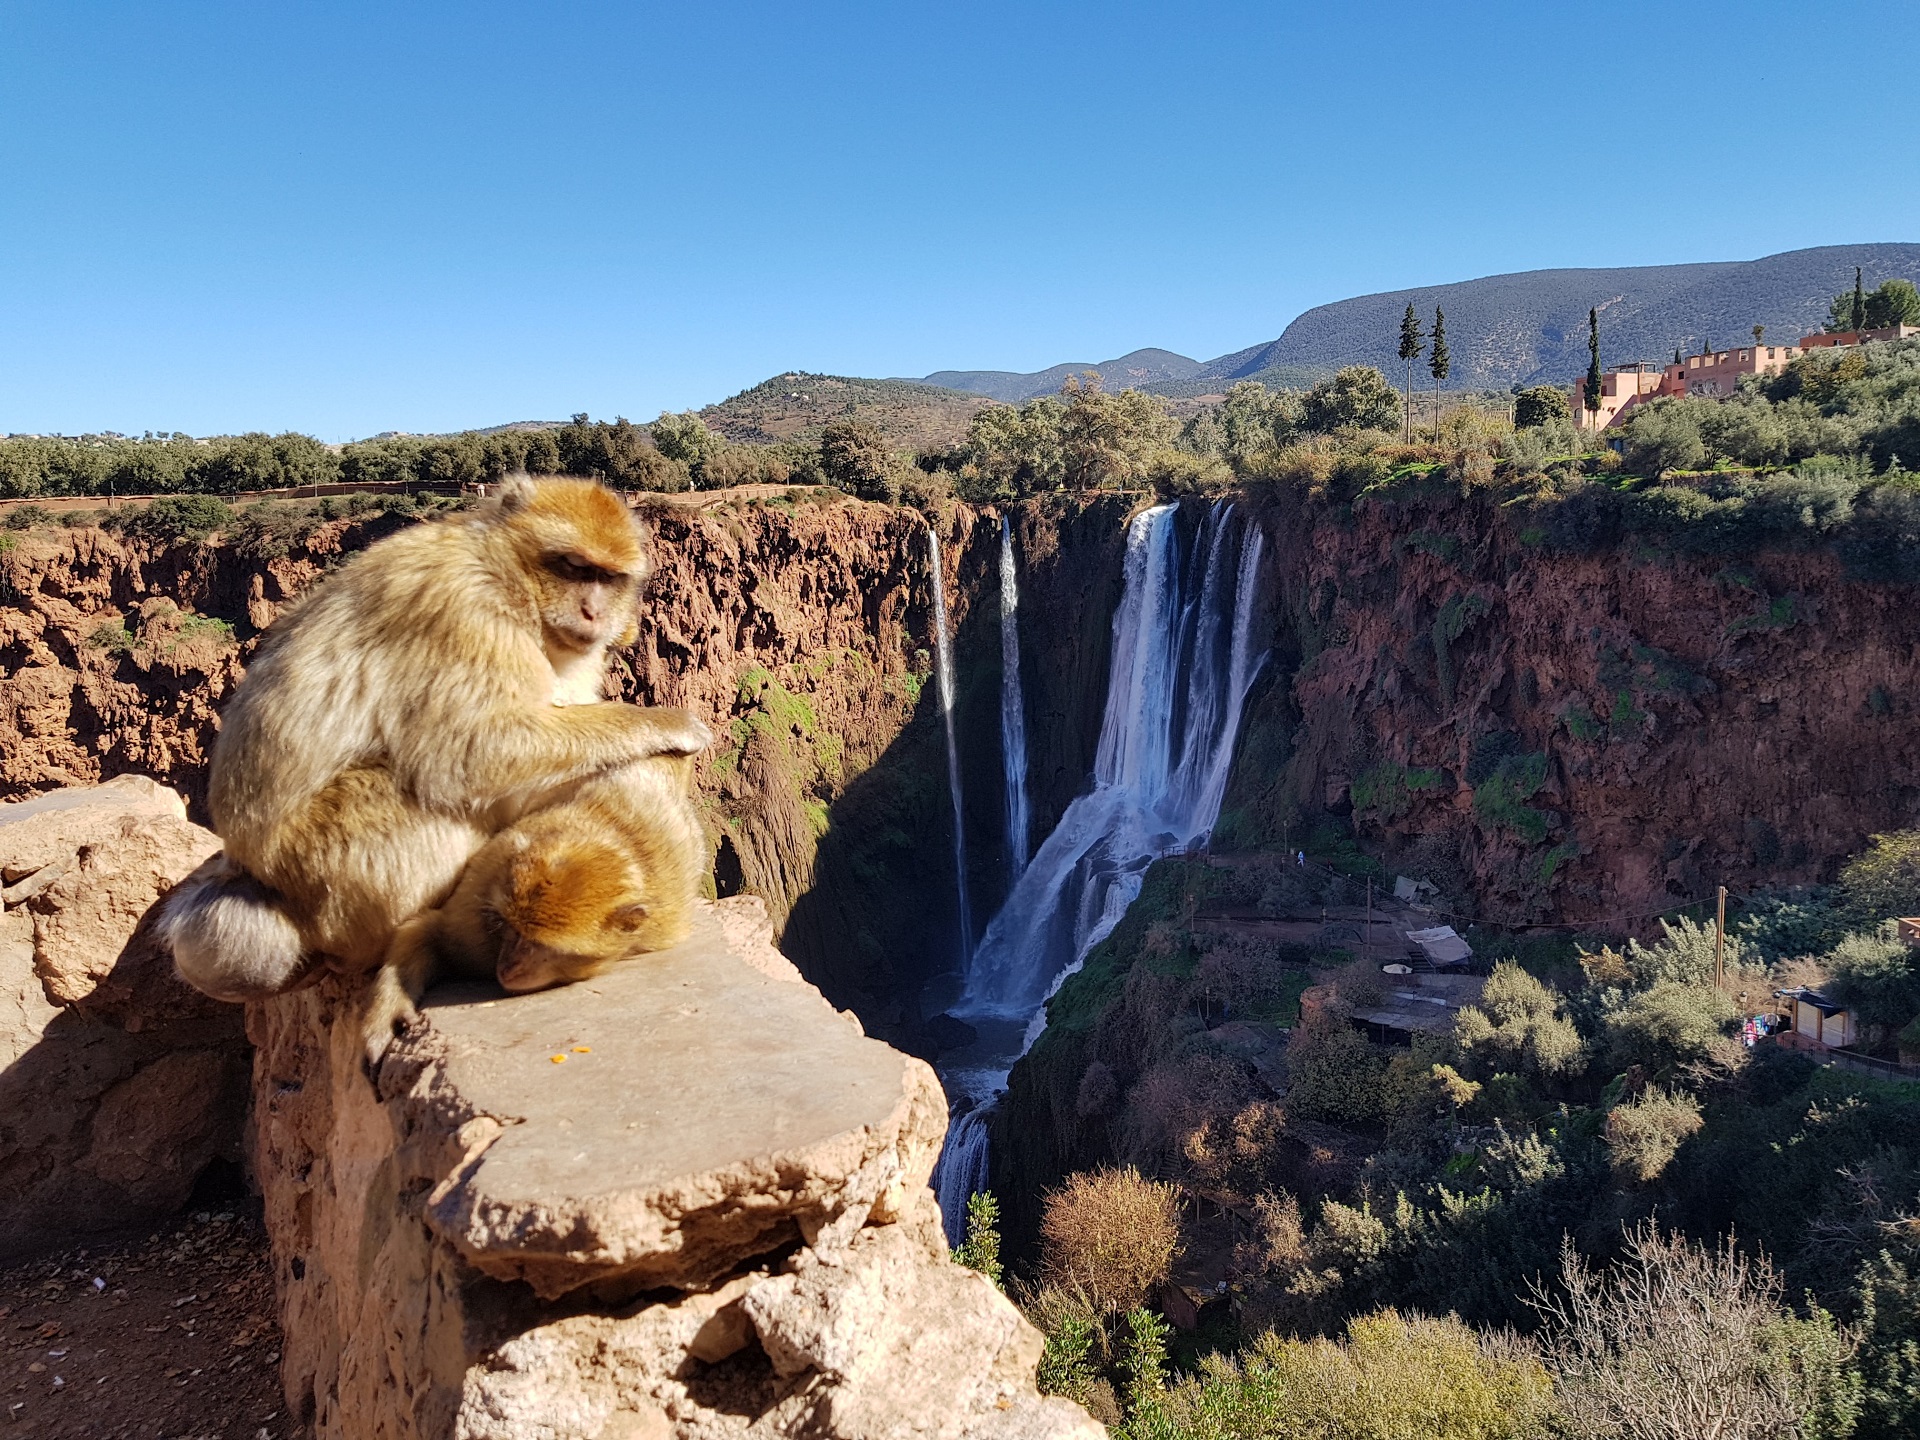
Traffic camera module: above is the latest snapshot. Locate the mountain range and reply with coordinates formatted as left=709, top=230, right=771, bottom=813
left=910, top=243, right=1920, bottom=400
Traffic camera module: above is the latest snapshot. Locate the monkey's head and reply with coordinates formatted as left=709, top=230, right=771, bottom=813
left=492, top=837, right=681, bottom=992
left=494, top=474, right=652, bottom=657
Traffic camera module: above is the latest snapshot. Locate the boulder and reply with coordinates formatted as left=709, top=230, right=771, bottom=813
left=253, top=897, right=1099, bottom=1440
left=0, top=776, right=248, bottom=1258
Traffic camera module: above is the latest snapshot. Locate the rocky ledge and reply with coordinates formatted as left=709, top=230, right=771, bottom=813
left=251, top=896, right=1099, bottom=1440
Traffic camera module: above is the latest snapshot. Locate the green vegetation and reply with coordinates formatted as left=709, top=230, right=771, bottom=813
left=1349, top=762, right=1443, bottom=822
left=1827, top=274, right=1920, bottom=332
left=952, top=1191, right=1005, bottom=1287
left=1008, top=821, right=1920, bottom=1440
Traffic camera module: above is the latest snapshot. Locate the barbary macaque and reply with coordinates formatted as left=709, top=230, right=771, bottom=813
left=163, top=475, right=709, bottom=1001
left=374, top=752, right=704, bottom=1018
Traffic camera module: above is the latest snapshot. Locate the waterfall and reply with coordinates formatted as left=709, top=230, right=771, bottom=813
left=998, top=517, right=1031, bottom=879
left=927, top=525, right=974, bottom=967
left=930, top=500, right=1266, bottom=1246
left=960, top=501, right=1265, bottom=1021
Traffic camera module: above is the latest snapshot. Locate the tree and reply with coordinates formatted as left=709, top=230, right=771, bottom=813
left=1603, top=1087, right=1704, bottom=1183
left=1832, top=268, right=1870, bottom=333
left=1428, top=307, right=1451, bottom=440
left=1397, top=303, right=1425, bottom=442
left=1753, top=324, right=1766, bottom=346
left=1867, top=278, right=1920, bottom=329
left=818, top=419, right=898, bottom=502
left=648, top=410, right=722, bottom=482
left=1584, top=308, right=1604, bottom=423
left=1674, top=347, right=1683, bottom=365
left=1301, top=366, right=1401, bottom=433
left=1515, top=385, right=1572, bottom=430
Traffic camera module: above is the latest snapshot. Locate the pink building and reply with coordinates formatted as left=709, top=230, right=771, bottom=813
left=1574, top=322, right=1920, bottom=431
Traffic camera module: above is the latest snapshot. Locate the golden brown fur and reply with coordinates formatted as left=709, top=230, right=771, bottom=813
left=163, top=475, right=709, bottom=1002
left=367, top=754, right=705, bottom=1049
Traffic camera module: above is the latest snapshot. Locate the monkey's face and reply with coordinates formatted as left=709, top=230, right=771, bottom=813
left=496, top=476, right=651, bottom=656
left=535, top=551, right=643, bottom=656
left=495, top=843, right=658, bottom=993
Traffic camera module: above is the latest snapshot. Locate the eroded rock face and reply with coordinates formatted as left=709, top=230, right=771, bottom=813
left=0, top=776, right=248, bottom=1257
left=251, top=897, right=1097, bottom=1440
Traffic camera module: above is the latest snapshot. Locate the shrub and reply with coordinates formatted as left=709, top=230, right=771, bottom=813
left=1839, top=830, right=1920, bottom=928
left=1533, top=1223, right=1861, bottom=1440
left=1515, top=385, right=1572, bottom=430
left=1300, top=366, right=1401, bottom=434
left=118, top=493, right=234, bottom=543
left=1823, top=929, right=1920, bottom=1030
left=1284, top=1018, right=1388, bottom=1126
left=952, top=1191, right=1003, bottom=1287
left=2, top=504, right=52, bottom=530
left=1454, top=962, right=1585, bottom=1080
left=1603, top=1087, right=1704, bottom=1183
left=1161, top=1309, right=1557, bottom=1440
left=1605, top=982, right=1735, bottom=1073
left=1039, top=1168, right=1182, bottom=1316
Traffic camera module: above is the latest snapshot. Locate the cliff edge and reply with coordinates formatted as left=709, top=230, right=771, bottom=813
left=250, top=895, right=1098, bottom=1440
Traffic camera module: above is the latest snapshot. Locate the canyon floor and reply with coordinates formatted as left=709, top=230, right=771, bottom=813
left=0, top=1205, right=285, bottom=1439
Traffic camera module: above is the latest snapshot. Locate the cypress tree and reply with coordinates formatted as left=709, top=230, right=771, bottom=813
left=1853, top=266, right=1868, bottom=332
left=1583, top=307, right=1603, bottom=422
left=1428, top=307, right=1450, bottom=440
left=1673, top=347, right=1683, bottom=365
left=1397, top=303, right=1425, bottom=443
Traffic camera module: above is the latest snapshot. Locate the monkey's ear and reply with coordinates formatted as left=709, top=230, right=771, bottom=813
left=609, top=903, right=649, bottom=933
left=498, top=472, right=535, bottom=513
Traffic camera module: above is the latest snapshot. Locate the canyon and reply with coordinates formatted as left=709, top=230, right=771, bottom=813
left=3, top=478, right=1917, bottom=1427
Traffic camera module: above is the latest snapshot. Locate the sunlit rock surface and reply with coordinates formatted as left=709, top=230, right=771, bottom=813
left=251, top=895, right=1099, bottom=1440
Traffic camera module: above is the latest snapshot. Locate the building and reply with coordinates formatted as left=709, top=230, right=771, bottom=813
left=1799, top=324, right=1920, bottom=350
left=1773, top=985, right=1856, bottom=1050
left=1573, top=322, right=1920, bottom=431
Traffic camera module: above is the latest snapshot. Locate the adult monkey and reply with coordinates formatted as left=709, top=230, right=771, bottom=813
left=163, top=474, right=708, bottom=1001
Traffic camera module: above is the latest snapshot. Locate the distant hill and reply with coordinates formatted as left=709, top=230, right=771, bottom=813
left=917, top=348, right=1204, bottom=403
left=699, top=372, right=995, bottom=451
left=911, top=244, right=1920, bottom=399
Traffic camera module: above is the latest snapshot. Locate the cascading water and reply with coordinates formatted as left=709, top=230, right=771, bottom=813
left=927, top=525, right=975, bottom=968
left=999, top=516, right=1031, bottom=879
left=929, top=501, right=1266, bottom=1245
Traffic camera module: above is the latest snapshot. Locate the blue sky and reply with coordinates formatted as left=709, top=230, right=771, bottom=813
left=3, top=1, right=1916, bottom=439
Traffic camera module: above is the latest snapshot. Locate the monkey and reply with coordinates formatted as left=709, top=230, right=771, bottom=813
left=162, top=474, right=710, bottom=1003
left=362, top=752, right=706, bottom=1054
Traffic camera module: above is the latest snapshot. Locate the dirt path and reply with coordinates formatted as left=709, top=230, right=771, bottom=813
left=0, top=1206, right=287, bottom=1439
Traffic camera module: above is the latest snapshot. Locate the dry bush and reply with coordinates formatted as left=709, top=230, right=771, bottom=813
left=1039, top=1167, right=1183, bottom=1316
left=1532, top=1223, right=1859, bottom=1440
left=1182, top=1099, right=1287, bottom=1201
left=1603, top=1086, right=1705, bottom=1183
left=1117, top=1051, right=1255, bottom=1176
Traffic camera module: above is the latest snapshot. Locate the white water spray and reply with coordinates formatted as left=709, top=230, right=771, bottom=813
left=930, top=501, right=1266, bottom=1244
left=927, top=525, right=974, bottom=967
left=998, top=517, right=1031, bottom=879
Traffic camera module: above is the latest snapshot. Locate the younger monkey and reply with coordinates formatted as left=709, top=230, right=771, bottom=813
left=366, top=752, right=706, bottom=1051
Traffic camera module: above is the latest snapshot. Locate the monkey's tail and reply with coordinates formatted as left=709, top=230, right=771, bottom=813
left=160, top=853, right=313, bottom=1003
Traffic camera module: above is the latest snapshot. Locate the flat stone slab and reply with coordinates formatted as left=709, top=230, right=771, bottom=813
left=386, top=903, right=945, bottom=1299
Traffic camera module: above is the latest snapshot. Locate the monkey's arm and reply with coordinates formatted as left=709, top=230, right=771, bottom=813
left=402, top=703, right=710, bottom=817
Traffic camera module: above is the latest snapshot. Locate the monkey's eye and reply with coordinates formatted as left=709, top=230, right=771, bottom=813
left=546, top=553, right=624, bottom=586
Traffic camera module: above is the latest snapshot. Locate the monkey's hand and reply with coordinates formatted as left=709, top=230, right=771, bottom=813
left=619, top=705, right=713, bottom=758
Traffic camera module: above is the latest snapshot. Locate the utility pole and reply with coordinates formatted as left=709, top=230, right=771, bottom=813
left=1715, top=885, right=1727, bottom=991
